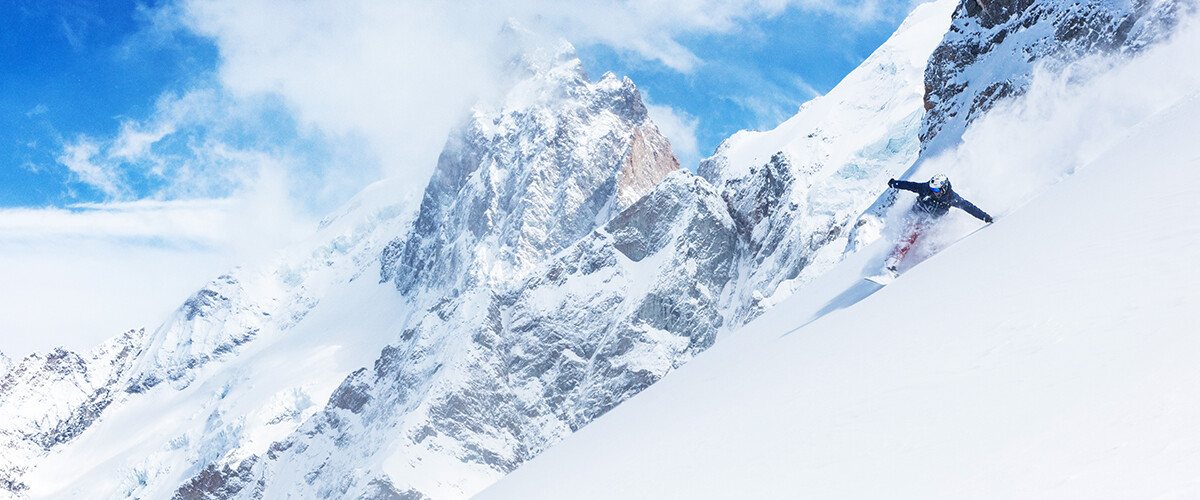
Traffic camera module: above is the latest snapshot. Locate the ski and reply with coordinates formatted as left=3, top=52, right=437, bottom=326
left=864, top=271, right=897, bottom=286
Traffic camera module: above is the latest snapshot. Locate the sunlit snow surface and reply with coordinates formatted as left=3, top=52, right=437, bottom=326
left=477, top=19, right=1200, bottom=499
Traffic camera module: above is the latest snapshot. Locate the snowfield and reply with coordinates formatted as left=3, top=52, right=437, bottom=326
left=476, top=19, right=1200, bottom=500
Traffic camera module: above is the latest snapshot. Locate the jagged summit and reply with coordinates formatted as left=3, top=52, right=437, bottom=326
left=381, top=32, right=678, bottom=296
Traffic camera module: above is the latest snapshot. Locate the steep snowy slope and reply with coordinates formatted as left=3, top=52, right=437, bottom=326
left=698, top=0, right=956, bottom=327
left=476, top=22, right=1200, bottom=500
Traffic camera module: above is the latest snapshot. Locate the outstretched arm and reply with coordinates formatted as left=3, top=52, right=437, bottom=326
left=953, top=195, right=993, bottom=223
left=888, top=179, right=925, bottom=193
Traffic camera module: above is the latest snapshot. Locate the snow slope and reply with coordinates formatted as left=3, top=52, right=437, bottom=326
left=476, top=27, right=1200, bottom=500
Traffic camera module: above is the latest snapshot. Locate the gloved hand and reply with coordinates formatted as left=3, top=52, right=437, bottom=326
left=984, top=215, right=994, bottom=223
left=888, top=178, right=897, bottom=188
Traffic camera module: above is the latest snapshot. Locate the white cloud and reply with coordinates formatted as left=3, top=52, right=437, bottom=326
left=0, top=202, right=210, bottom=356
left=58, top=138, right=125, bottom=198
left=0, top=190, right=318, bottom=356
left=791, top=76, right=823, bottom=100
left=645, top=100, right=702, bottom=170
left=12, top=91, right=331, bottom=356
left=0, top=240, right=221, bottom=357
left=174, top=0, right=911, bottom=185
left=0, top=200, right=230, bottom=244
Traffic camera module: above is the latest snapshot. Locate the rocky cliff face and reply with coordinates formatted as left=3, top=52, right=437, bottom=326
left=250, top=171, right=733, bottom=498
left=380, top=30, right=678, bottom=298
left=234, top=30, right=708, bottom=498
left=503, top=170, right=737, bottom=434
left=920, top=0, right=1188, bottom=155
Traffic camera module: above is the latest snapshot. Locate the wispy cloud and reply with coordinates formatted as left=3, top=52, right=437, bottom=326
left=0, top=194, right=317, bottom=356
left=173, top=0, right=913, bottom=185
left=645, top=100, right=702, bottom=170
left=791, top=76, right=823, bottom=100
left=0, top=200, right=232, bottom=247
left=13, top=87, right=348, bottom=355
left=0, top=200, right=227, bottom=355
left=58, top=138, right=125, bottom=198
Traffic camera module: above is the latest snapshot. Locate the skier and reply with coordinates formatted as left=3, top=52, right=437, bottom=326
left=882, top=174, right=992, bottom=276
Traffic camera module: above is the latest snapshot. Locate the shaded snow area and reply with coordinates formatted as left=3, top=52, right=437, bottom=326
left=477, top=17, right=1200, bottom=500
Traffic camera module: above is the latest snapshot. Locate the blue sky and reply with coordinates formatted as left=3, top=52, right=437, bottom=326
left=1, top=0, right=215, bottom=206
left=578, top=7, right=905, bottom=166
left=0, top=0, right=918, bottom=355
left=2, top=0, right=912, bottom=209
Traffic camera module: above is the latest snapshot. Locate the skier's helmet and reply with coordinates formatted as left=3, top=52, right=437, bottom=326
left=929, top=174, right=950, bottom=194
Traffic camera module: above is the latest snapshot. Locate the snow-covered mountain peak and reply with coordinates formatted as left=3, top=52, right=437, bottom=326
left=480, top=20, right=593, bottom=116
left=381, top=34, right=678, bottom=296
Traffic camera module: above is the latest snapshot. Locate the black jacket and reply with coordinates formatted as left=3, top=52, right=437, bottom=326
left=890, top=180, right=991, bottom=222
